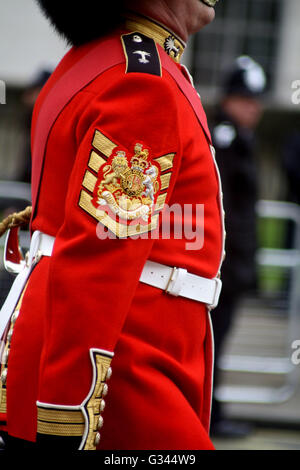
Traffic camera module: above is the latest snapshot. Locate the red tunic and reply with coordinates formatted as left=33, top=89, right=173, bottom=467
left=0, top=14, right=224, bottom=450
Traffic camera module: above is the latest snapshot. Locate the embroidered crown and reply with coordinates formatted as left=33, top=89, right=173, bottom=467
left=131, top=143, right=149, bottom=170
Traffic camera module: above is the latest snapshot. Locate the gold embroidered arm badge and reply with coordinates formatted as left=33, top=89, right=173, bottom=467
left=79, top=130, right=175, bottom=237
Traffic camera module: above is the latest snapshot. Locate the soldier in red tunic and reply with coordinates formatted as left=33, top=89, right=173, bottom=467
left=0, top=0, right=224, bottom=450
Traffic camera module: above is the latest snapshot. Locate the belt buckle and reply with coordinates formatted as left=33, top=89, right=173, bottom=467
left=165, top=266, right=187, bottom=297
left=210, top=277, right=222, bottom=309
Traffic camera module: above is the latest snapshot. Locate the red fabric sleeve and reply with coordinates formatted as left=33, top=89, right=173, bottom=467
left=37, top=71, right=182, bottom=407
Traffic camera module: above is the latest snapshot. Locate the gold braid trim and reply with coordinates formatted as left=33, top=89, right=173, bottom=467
left=83, top=352, right=112, bottom=450
left=0, top=387, right=7, bottom=414
left=36, top=349, right=113, bottom=450
left=37, top=407, right=85, bottom=437
left=0, top=206, right=32, bottom=237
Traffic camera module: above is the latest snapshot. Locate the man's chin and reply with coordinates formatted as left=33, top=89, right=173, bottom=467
left=197, top=1, right=216, bottom=28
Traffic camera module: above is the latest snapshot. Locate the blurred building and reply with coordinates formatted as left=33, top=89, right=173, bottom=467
left=0, top=0, right=67, bottom=182
left=191, top=0, right=300, bottom=109
left=188, top=0, right=300, bottom=202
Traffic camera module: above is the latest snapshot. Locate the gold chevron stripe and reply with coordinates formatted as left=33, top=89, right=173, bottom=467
left=154, top=153, right=175, bottom=173
left=88, top=151, right=107, bottom=174
left=155, top=192, right=168, bottom=212
left=92, top=130, right=117, bottom=158
left=82, top=170, right=98, bottom=193
left=79, top=190, right=159, bottom=237
left=160, top=172, right=172, bottom=191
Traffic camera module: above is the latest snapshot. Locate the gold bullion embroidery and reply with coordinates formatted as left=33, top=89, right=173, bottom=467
left=82, top=350, right=113, bottom=450
left=125, top=13, right=185, bottom=63
left=160, top=172, right=172, bottom=191
left=79, top=190, right=160, bottom=237
left=82, top=171, right=98, bottom=193
left=0, top=387, right=6, bottom=414
left=88, top=151, right=107, bottom=174
left=154, top=153, right=175, bottom=173
left=36, top=349, right=113, bottom=449
left=79, top=129, right=176, bottom=237
left=155, top=193, right=168, bottom=212
left=95, top=143, right=159, bottom=223
left=37, top=407, right=85, bottom=437
left=92, top=130, right=117, bottom=158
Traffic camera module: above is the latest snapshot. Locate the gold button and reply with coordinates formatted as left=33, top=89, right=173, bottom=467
left=3, top=348, right=9, bottom=364
left=7, top=329, right=13, bottom=342
left=106, top=367, right=112, bottom=380
left=11, top=310, right=19, bottom=324
left=100, top=399, right=105, bottom=412
left=94, top=432, right=101, bottom=447
left=102, top=384, right=108, bottom=396
left=98, top=415, right=104, bottom=429
left=1, top=368, right=7, bottom=385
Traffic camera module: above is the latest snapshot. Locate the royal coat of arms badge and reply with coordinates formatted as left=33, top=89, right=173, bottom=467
left=79, top=130, right=175, bottom=237
left=93, top=143, right=160, bottom=224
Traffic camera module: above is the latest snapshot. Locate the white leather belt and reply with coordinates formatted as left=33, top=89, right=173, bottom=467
left=0, top=231, right=222, bottom=340
left=140, top=260, right=222, bottom=308
left=0, top=230, right=54, bottom=340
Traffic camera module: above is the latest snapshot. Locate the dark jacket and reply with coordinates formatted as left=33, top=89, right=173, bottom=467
left=212, top=109, right=258, bottom=296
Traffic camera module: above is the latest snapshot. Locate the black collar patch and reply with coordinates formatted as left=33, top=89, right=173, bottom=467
left=121, top=32, right=161, bottom=77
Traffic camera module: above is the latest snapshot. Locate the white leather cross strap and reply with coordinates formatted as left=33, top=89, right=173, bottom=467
left=140, top=260, right=222, bottom=309
left=0, top=230, right=55, bottom=340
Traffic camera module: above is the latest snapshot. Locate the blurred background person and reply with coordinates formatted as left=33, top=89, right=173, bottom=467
left=281, top=131, right=300, bottom=265
left=210, top=56, right=267, bottom=438
left=282, top=132, right=300, bottom=206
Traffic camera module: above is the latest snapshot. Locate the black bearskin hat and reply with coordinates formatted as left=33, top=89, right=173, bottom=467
left=36, top=1, right=127, bottom=46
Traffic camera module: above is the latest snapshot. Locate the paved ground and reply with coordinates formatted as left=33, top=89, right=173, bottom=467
left=211, top=295, right=300, bottom=451
left=213, top=426, right=300, bottom=450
